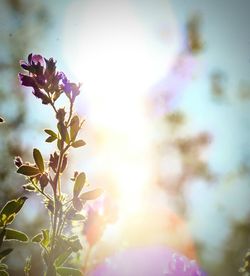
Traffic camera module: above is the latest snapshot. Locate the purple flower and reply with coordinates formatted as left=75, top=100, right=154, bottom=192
left=32, top=87, right=51, bottom=104
left=18, top=73, right=50, bottom=104
left=19, top=53, right=81, bottom=104
left=18, top=74, right=38, bottom=89
left=20, top=53, right=44, bottom=76
left=61, top=75, right=81, bottom=101
left=88, top=245, right=206, bottom=276
left=44, top=57, right=56, bottom=77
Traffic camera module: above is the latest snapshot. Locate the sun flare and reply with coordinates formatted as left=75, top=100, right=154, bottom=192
left=62, top=0, right=180, bottom=218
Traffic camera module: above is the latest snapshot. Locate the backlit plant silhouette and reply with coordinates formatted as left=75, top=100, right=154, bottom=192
left=0, top=118, right=28, bottom=276
left=16, top=54, right=102, bottom=276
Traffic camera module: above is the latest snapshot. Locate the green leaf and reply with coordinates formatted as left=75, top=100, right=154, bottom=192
left=31, top=229, right=49, bottom=249
left=0, top=228, right=6, bottom=247
left=54, top=236, right=71, bottom=258
left=56, top=267, right=82, bottom=276
left=4, top=228, right=28, bottom=242
left=31, top=233, right=42, bottom=243
left=0, top=197, right=27, bottom=226
left=70, top=115, right=80, bottom=142
left=44, top=199, right=54, bottom=214
left=57, top=139, right=63, bottom=151
left=17, top=165, right=40, bottom=176
left=73, top=172, right=86, bottom=198
left=0, top=270, right=9, bottom=276
left=33, top=148, right=44, bottom=172
left=46, top=136, right=57, bottom=143
left=70, top=214, right=85, bottom=221
left=5, top=215, right=15, bottom=225
left=44, top=129, right=57, bottom=138
left=79, top=188, right=103, bottom=201
left=0, top=248, right=13, bottom=260
left=71, top=140, right=86, bottom=148
left=22, top=184, right=36, bottom=191
left=72, top=198, right=83, bottom=211
left=65, top=207, right=77, bottom=220
left=0, top=264, right=8, bottom=271
left=55, top=248, right=73, bottom=267
left=57, top=122, right=69, bottom=143
left=41, top=229, right=50, bottom=249
left=67, top=236, right=82, bottom=252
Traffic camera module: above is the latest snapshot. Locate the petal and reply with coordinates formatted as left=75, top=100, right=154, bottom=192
left=18, top=73, right=37, bottom=88
left=32, top=88, right=50, bottom=104
left=28, top=53, right=33, bottom=64
left=32, top=54, right=44, bottom=65
left=19, top=60, right=30, bottom=71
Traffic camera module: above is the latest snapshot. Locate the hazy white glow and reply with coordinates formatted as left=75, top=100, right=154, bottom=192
left=63, top=0, right=180, bottom=215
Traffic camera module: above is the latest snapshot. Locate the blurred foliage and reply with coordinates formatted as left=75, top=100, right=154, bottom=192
left=0, top=0, right=50, bottom=274
left=186, top=13, right=204, bottom=54
left=154, top=13, right=250, bottom=276
left=0, top=0, right=49, bottom=201
left=210, top=71, right=227, bottom=100
left=0, top=196, right=28, bottom=275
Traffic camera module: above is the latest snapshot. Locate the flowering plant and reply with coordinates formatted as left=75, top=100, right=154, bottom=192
left=15, top=54, right=102, bottom=275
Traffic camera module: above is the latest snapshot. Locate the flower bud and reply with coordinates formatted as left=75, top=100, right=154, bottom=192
left=56, top=108, right=66, bottom=122
left=14, top=156, right=23, bottom=168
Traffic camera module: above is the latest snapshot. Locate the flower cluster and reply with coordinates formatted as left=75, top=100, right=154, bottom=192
left=19, top=53, right=80, bottom=104
left=14, top=54, right=103, bottom=275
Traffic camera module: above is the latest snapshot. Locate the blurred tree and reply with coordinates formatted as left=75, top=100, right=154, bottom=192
left=152, top=13, right=250, bottom=276
left=0, top=0, right=50, bottom=274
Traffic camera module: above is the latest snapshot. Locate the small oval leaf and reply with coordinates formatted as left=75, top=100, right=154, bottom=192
left=73, top=172, right=86, bottom=198
left=56, top=267, right=82, bottom=276
left=41, top=229, right=50, bottom=248
left=0, top=248, right=13, bottom=260
left=44, top=129, right=57, bottom=138
left=31, top=233, right=42, bottom=243
left=0, top=229, right=6, bottom=247
left=4, top=228, right=28, bottom=242
left=17, top=165, right=40, bottom=176
left=79, top=188, right=103, bottom=201
left=0, top=263, right=8, bottom=271
left=0, top=269, right=9, bottom=276
left=70, top=115, right=80, bottom=142
left=23, top=184, right=36, bottom=191
left=57, top=139, right=63, bottom=151
left=0, top=197, right=27, bottom=226
left=33, top=148, right=44, bottom=172
left=57, top=122, right=68, bottom=143
left=70, top=213, right=85, bottom=221
left=55, top=248, right=73, bottom=267
left=46, top=136, right=57, bottom=143
left=71, top=140, right=86, bottom=148
left=72, top=198, right=83, bottom=212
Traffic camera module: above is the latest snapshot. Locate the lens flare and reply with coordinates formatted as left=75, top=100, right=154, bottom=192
left=62, top=0, right=180, bottom=227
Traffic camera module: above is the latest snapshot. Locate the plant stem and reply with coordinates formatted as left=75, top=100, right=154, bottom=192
left=82, top=245, right=92, bottom=276
left=46, top=100, right=72, bottom=275
left=57, top=203, right=72, bottom=236
left=66, top=99, right=73, bottom=127
left=31, top=179, right=53, bottom=201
